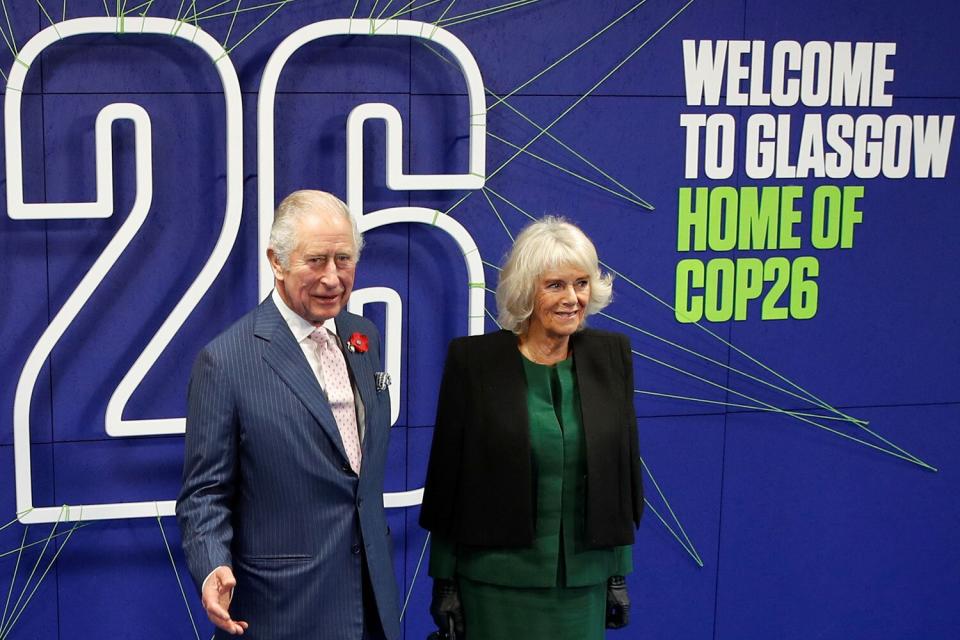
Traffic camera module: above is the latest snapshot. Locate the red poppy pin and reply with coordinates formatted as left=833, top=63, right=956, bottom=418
left=347, top=332, right=369, bottom=353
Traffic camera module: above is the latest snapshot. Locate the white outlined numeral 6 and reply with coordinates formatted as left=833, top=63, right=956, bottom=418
left=258, top=19, right=488, bottom=509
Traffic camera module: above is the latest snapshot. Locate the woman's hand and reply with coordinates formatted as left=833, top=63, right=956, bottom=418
left=606, top=575, right=630, bottom=628
left=430, top=578, right=465, bottom=637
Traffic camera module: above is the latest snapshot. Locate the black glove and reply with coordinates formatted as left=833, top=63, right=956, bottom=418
left=430, top=578, right=465, bottom=638
left=606, top=575, right=630, bottom=629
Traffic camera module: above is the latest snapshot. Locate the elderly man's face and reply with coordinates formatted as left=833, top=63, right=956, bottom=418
left=270, top=209, right=357, bottom=325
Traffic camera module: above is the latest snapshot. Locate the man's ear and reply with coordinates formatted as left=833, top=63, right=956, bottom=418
left=267, top=248, right=284, bottom=280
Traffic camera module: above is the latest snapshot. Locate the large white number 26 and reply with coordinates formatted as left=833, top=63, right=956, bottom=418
left=6, top=17, right=486, bottom=523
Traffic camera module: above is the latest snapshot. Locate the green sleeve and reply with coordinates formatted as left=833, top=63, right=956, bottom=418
left=428, top=534, right=458, bottom=579
left=614, top=544, right=633, bottom=576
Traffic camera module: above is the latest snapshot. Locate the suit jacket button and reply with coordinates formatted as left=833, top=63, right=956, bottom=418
left=351, top=544, right=361, bottom=555
left=341, top=462, right=351, bottom=473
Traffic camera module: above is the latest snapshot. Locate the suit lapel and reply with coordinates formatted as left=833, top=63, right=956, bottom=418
left=256, top=299, right=350, bottom=463
left=335, top=313, right=378, bottom=446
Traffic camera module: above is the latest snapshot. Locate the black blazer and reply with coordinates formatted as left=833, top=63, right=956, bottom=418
left=419, top=328, right=643, bottom=549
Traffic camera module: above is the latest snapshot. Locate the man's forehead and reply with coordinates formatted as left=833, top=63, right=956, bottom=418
left=297, top=209, right=354, bottom=250
left=297, top=210, right=352, bottom=236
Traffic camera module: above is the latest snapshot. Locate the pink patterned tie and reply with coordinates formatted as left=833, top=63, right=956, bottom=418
left=310, top=329, right=362, bottom=474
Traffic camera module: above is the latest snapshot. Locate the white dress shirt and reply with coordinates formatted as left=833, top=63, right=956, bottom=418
left=270, top=288, right=365, bottom=440
left=271, top=289, right=336, bottom=391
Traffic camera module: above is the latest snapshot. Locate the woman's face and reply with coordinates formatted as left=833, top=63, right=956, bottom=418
left=529, top=265, right=591, bottom=340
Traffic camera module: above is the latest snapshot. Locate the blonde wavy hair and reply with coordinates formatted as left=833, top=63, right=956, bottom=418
left=495, top=216, right=613, bottom=334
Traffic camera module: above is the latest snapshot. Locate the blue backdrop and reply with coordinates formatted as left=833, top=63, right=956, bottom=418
left=0, top=1, right=957, bottom=638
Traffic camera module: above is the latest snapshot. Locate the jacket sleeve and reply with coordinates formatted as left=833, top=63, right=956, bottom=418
left=419, top=339, right=468, bottom=538
left=427, top=534, right=458, bottom=579
left=176, top=345, right=238, bottom=591
left=620, top=333, right=644, bottom=527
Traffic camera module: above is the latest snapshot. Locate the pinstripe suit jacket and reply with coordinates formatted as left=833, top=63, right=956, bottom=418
left=176, top=297, right=400, bottom=640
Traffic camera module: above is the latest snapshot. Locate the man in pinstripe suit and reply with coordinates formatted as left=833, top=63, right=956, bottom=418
left=177, top=191, right=400, bottom=639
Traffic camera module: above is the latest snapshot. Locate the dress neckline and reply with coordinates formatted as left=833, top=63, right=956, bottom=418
left=519, top=350, right=574, bottom=369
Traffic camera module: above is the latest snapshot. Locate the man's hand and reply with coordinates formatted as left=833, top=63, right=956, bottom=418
left=202, top=566, right=249, bottom=635
left=605, top=575, right=630, bottom=629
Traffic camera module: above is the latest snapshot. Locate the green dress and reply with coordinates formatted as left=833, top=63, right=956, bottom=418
left=430, top=354, right=632, bottom=640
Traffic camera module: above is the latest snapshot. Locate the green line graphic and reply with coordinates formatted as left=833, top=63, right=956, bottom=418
left=482, top=259, right=501, bottom=271
left=223, top=0, right=244, bottom=48
left=427, top=0, right=457, bottom=38
left=486, top=90, right=653, bottom=209
left=0, top=0, right=18, bottom=58
left=157, top=507, right=201, bottom=640
left=174, top=0, right=187, bottom=23
left=480, top=187, right=514, bottom=241
left=125, top=0, right=154, bottom=19
left=636, top=389, right=875, bottom=423
left=487, top=0, right=697, bottom=183
left=0, top=511, right=32, bottom=534
left=0, top=527, right=28, bottom=633
left=600, top=311, right=869, bottom=425
left=188, top=0, right=201, bottom=28
left=602, top=262, right=932, bottom=469
left=484, top=306, right=502, bottom=328
left=486, top=0, right=651, bottom=111
left=641, top=457, right=703, bottom=566
left=196, top=1, right=293, bottom=22
left=642, top=501, right=700, bottom=566
left=0, top=519, right=81, bottom=639
left=379, top=0, right=444, bottom=29
left=0, top=507, right=64, bottom=639
left=400, top=531, right=431, bottom=621
left=632, top=347, right=933, bottom=469
left=0, top=524, right=92, bottom=559
left=415, top=44, right=653, bottom=219
left=0, top=506, right=80, bottom=640
left=190, top=0, right=237, bottom=19
left=217, top=0, right=294, bottom=58
left=414, top=17, right=654, bottom=208
left=435, top=0, right=692, bottom=218
left=488, top=131, right=650, bottom=208
left=34, top=1, right=62, bottom=38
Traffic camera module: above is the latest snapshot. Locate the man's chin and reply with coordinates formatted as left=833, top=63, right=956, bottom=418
left=308, top=303, right=343, bottom=323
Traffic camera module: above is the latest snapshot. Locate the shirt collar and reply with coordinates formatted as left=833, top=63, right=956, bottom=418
left=271, top=289, right=337, bottom=343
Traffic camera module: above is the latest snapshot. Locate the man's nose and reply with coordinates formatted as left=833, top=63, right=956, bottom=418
left=318, top=260, right=339, bottom=286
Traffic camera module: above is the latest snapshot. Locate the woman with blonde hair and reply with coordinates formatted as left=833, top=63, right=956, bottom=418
left=420, top=216, right=643, bottom=640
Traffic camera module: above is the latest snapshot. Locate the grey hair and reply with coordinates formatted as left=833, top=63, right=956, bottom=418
left=268, top=190, right=364, bottom=268
left=496, top=216, right=613, bottom=334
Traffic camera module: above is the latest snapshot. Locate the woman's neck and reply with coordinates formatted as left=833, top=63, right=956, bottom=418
left=519, top=329, right=570, bottom=365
